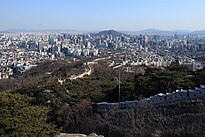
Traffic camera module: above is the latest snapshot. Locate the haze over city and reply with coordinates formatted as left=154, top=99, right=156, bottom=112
left=2, top=0, right=205, bottom=137
left=1, top=0, right=205, bottom=31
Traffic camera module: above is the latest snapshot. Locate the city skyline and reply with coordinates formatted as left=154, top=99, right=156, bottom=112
left=1, top=0, right=205, bottom=31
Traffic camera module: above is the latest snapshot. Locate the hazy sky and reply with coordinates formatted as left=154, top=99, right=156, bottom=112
left=1, top=0, right=205, bottom=31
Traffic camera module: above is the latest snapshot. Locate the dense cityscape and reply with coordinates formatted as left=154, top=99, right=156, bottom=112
left=2, top=0, right=205, bottom=136
left=1, top=30, right=205, bottom=79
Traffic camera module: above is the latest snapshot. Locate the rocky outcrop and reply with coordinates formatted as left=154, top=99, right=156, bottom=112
left=58, top=133, right=104, bottom=137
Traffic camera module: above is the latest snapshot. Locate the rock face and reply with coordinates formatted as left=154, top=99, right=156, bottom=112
left=87, top=133, right=104, bottom=137
left=58, top=133, right=87, bottom=137
left=58, top=133, right=104, bottom=137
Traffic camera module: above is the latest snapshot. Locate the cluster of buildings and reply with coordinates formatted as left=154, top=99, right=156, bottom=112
left=178, top=56, right=203, bottom=71
left=110, top=51, right=174, bottom=69
left=0, top=32, right=101, bottom=79
left=0, top=30, right=205, bottom=79
left=105, top=33, right=205, bottom=71
left=0, top=50, right=46, bottom=79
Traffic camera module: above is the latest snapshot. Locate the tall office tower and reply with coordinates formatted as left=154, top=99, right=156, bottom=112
left=144, top=35, right=149, bottom=43
left=86, top=41, right=91, bottom=48
left=63, top=33, right=70, bottom=39
left=38, top=42, right=49, bottom=53
left=49, top=36, right=55, bottom=45
left=28, top=41, right=37, bottom=50
left=79, top=36, right=83, bottom=45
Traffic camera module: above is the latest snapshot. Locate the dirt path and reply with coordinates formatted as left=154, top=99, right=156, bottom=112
left=68, top=56, right=110, bottom=80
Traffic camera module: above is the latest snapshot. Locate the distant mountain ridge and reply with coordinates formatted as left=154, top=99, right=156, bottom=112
left=192, top=30, right=205, bottom=35
left=1, top=29, right=205, bottom=35
left=94, top=29, right=205, bottom=36
left=0, top=29, right=85, bottom=33
left=122, top=29, right=191, bottom=35
left=124, top=29, right=205, bottom=35
left=91, top=29, right=205, bottom=36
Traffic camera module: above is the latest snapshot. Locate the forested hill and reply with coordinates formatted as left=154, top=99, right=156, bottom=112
left=1, top=60, right=205, bottom=103
left=1, top=60, right=205, bottom=136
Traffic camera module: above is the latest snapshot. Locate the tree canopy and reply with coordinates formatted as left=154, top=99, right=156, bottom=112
left=0, top=93, right=57, bottom=137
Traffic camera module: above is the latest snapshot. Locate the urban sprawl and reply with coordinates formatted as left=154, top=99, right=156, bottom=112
left=0, top=30, right=205, bottom=79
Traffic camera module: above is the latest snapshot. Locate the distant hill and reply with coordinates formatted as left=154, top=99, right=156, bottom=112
left=135, top=29, right=172, bottom=35
left=0, top=29, right=84, bottom=33
left=0, top=31, right=10, bottom=33
left=128, top=29, right=190, bottom=35
left=92, top=29, right=196, bottom=36
left=1, top=28, right=205, bottom=35
left=92, top=30, right=128, bottom=37
left=192, top=30, right=205, bottom=35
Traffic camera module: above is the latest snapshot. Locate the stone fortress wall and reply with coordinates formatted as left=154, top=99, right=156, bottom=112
left=97, top=85, right=205, bottom=111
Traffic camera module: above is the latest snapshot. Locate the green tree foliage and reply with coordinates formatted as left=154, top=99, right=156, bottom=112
left=0, top=93, right=57, bottom=137
left=50, top=99, right=96, bottom=134
left=134, top=65, right=197, bottom=98
left=1, top=61, right=205, bottom=135
left=191, top=69, right=205, bottom=85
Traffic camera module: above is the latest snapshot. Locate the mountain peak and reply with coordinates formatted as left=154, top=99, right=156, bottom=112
left=95, top=30, right=126, bottom=37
